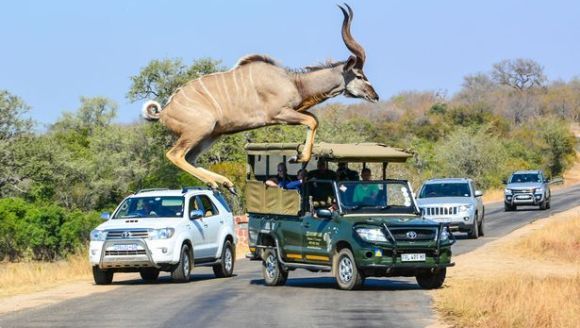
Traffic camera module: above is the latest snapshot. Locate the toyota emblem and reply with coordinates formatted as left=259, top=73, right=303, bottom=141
left=406, top=231, right=418, bottom=239
left=122, top=231, right=132, bottom=239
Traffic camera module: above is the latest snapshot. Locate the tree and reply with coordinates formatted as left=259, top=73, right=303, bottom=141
left=0, top=91, right=35, bottom=195
left=491, top=58, right=546, bottom=92
left=127, top=58, right=224, bottom=105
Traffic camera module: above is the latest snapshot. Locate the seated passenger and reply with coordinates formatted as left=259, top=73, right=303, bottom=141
left=286, top=169, right=307, bottom=190
left=307, top=159, right=337, bottom=181
left=337, top=162, right=359, bottom=181
left=353, top=168, right=380, bottom=204
left=137, top=200, right=158, bottom=217
left=265, top=162, right=294, bottom=189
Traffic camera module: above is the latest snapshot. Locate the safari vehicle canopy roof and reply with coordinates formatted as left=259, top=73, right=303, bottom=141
left=245, top=142, right=411, bottom=163
left=244, top=143, right=412, bottom=215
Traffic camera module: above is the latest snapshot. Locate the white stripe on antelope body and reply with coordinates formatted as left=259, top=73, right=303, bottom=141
left=142, top=4, right=378, bottom=193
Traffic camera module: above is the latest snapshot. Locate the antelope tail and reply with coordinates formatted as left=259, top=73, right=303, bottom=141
left=141, top=100, right=163, bottom=121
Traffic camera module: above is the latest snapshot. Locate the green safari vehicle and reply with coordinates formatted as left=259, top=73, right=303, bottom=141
left=245, top=143, right=455, bottom=290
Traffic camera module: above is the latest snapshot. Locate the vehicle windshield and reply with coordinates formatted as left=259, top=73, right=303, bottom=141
left=337, top=180, right=418, bottom=215
left=112, top=196, right=184, bottom=219
left=509, top=173, right=541, bottom=183
left=418, top=183, right=471, bottom=198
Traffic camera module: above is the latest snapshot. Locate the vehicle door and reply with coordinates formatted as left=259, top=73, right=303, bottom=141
left=195, top=195, right=221, bottom=259
left=276, top=215, right=305, bottom=263
left=471, top=181, right=484, bottom=220
left=301, top=181, right=335, bottom=264
left=188, top=196, right=208, bottom=258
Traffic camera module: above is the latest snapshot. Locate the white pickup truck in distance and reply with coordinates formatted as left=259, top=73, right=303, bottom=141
left=89, top=187, right=236, bottom=284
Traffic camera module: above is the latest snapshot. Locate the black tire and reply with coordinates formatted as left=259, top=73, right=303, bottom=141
left=540, top=197, right=548, bottom=210
left=504, top=203, right=511, bottom=212
left=213, top=240, right=235, bottom=278
left=333, top=248, right=363, bottom=290
left=478, top=217, right=485, bottom=237
left=140, top=268, right=160, bottom=282
left=467, top=215, right=479, bottom=239
left=92, top=266, right=114, bottom=285
left=171, top=244, right=192, bottom=283
left=547, top=199, right=551, bottom=209
left=416, top=268, right=446, bottom=289
left=261, top=249, right=288, bottom=286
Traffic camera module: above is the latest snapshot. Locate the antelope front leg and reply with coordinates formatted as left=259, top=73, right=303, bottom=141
left=274, top=109, right=319, bottom=163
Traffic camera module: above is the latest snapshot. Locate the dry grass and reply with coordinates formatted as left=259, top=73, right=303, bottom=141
left=433, top=207, right=580, bottom=328
left=0, top=252, right=92, bottom=298
left=436, top=275, right=579, bottom=328
left=482, top=188, right=505, bottom=204
left=508, top=209, right=580, bottom=263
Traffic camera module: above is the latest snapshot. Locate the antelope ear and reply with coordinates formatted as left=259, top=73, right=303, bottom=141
left=343, top=55, right=357, bottom=72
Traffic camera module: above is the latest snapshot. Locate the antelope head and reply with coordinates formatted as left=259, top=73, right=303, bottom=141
left=339, top=4, right=379, bottom=103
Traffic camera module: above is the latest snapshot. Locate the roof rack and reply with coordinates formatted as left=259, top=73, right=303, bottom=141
left=181, top=186, right=212, bottom=193
left=136, top=188, right=170, bottom=194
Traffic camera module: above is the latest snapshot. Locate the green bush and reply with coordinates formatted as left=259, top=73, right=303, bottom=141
left=0, top=198, right=101, bottom=261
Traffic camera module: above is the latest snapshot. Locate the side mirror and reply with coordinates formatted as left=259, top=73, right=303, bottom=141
left=502, top=179, right=507, bottom=185
left=474, top=190, right=483, bottom=197
left=100, top=212, right=110, bottom=220
left=545, top=178, right=550, bottom=183
left=189, top=209, right=204, bottom=220
left=316, top=209, right=333, bottom=219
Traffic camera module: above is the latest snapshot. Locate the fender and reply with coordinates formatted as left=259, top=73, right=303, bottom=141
left=214, top=225, right=236, bottom=259
left=170, top=231, right=193, bottom=263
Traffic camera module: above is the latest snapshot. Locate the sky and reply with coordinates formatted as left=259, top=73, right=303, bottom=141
left=1, top=0, right=579, bottom=128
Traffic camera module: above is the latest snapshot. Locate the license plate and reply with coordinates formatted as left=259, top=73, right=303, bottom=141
left=516, top=195, right=531, bottom=200
left=401, top=253, right=426, bottom=262
left=108, top=244, right=140, bottom=251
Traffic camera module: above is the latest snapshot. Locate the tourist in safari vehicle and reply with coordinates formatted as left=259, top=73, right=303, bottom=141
left=244, top=142, right=455, bottom=290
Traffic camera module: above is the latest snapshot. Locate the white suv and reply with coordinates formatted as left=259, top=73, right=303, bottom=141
left=89, top=187, right=236, bottom=284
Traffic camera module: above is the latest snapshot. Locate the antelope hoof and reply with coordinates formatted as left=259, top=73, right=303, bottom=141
left=289, top=153, right=310, bottom=164
left=228, top=187, right=238, bottom=196
left=206, top=181, right=219, bottom=191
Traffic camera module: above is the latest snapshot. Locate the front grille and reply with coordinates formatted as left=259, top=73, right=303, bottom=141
left=105, top=250, right=147, bottom=256
left=512, top=189, right=533, bottom=194
left=106, top=230, right=149, bottom=240
left=422, top=206, right=458, bottom=216
left=390, top=228, right=436, bottom=241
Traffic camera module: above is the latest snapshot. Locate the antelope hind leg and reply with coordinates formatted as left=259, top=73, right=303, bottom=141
left=197, top=168, right=236, bottom=194
left=166, top=136, right=221, bottom=189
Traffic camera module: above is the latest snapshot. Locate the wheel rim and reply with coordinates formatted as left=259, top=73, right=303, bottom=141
left=339, top=256, right=353, bottom=283
left=224, top=247, right=233, bottom=272
left=183, top=252, right=190, bottom=274
left=265, top=254, right=277, bottom=279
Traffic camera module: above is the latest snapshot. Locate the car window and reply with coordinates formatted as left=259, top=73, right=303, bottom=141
left=509, top=174, right=540, bottom=183
left=419, top=183, right=471, bottom=198
left=196, top=195, right=219, bottom=217
left=113, top=196, right=184, bottom=219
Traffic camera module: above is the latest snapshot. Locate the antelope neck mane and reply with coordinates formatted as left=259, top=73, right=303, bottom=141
left=234, top=54, right=344, bottom=73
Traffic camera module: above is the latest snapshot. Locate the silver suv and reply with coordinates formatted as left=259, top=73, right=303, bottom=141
left=416, top=178, right=485, bottom=239
left=504, top=170, right=551, bottom=211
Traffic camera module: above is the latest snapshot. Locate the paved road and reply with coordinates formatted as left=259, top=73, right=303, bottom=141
left=2, top=184, right=579, bottom=328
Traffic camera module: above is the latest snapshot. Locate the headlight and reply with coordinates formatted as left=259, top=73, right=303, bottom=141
left=149, top=228, right=175, bottom=240
left=504, top=188, right=512, bottom=195
left=535, top=188, right=544, bottom=193
left=458, top=204, right=473, bottom=213
left=439, top=227, right=450, bottom=242
left=90, top=229, right=107, bottom=241
left=355, top=228, right=387, bottom=242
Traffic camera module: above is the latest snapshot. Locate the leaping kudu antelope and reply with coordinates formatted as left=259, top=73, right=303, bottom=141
left=142, top=4, right=378, bottom=194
